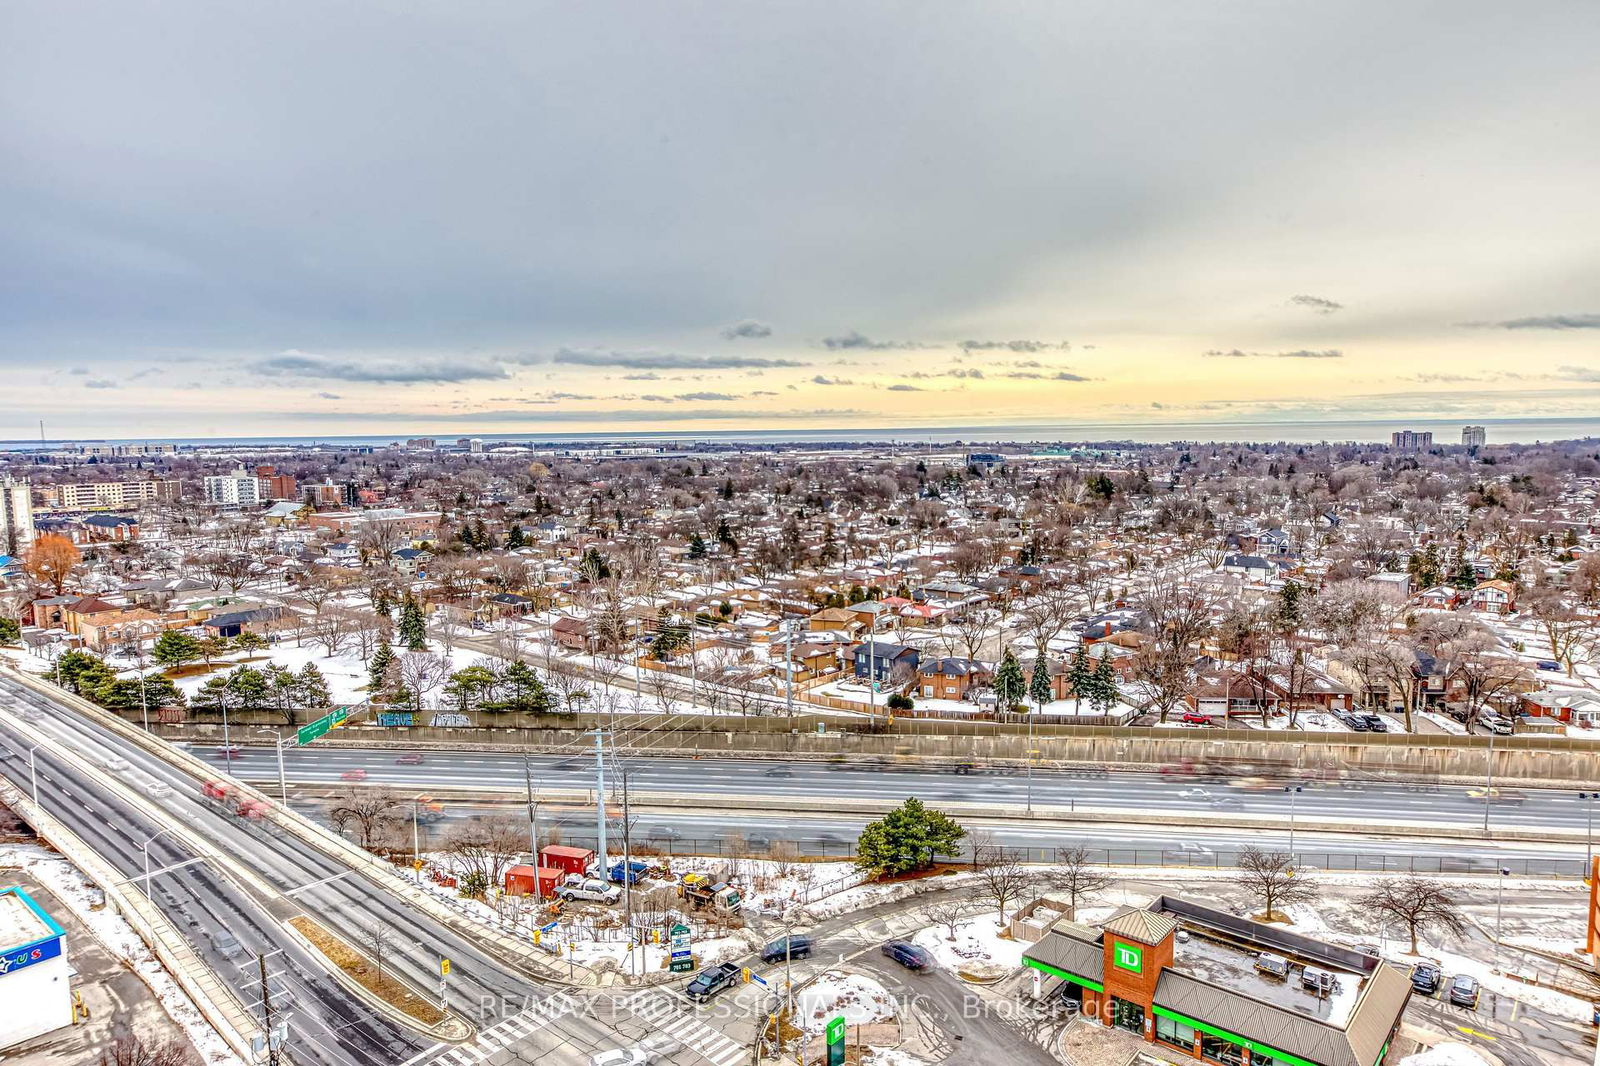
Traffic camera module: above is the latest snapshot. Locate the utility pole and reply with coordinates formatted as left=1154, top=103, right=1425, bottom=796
left=621, top=764, right=634, bottom=976
left=784, top=622, right=794, bottom=720
left=593, top=730, right=608, bottom=874
left=1482, top=728, right=1495, bottom=833
left=258, top=954, right=281, bottom=1066
left=523, top=752, right=540, bottom=858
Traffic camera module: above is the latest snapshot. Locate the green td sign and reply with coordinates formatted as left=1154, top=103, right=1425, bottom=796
left=296, top=706, right=350, bottom=746
left=826, top=1015, right=846, bottom=1066
left=1112, top=942, right=1143, bottom=974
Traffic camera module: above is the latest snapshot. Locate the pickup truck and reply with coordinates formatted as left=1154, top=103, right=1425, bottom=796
left=685, top=962, right=742, bottom=1003
left=557, top=875, right=621, bottom=905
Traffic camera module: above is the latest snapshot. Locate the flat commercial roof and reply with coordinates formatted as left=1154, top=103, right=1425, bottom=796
left=1172, top=931, right=1362, bottom=1026
left=0, top=887, right=64, bottom=953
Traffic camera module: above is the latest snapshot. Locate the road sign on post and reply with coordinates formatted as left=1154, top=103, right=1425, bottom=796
left=296, top=706, right=350, bottom=746
left=826, top=1015, right=846, bottom=1066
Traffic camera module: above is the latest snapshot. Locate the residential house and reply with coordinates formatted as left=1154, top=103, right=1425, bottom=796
left=917, top=657, right=991, bottom=701
left=1520, top=688, right=1600, bottom=728
left=850, top=641, right=920, bottom=684
left=392, top=547, right=433, bottom=577
left=202, top=606, right=284, bottom=640
left=81, top=514, right=140, bottom=542
left=1468, top=579, right=1516, bottom=614
left=1415, top=586, right=1461, bottom=611
left=807, top=607, right=862, bottom=636
left=552, top=616, right=598, bottom=654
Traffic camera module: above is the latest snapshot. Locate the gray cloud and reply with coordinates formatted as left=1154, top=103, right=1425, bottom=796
left=1464, top=313, right=1600, bottom=330
left=254, top=350, right=508, bottom=383
left=820, top=331, right=928, bottom=351
left=1053, top=371, right=1090, bottom=381
left=68, top=367, right=89, bottom=375
left=544, top=348, right=803, bottom=370
left=1555, top=365, right=1600, bottom=382
left=83, top=378, right=117, bottom=389
left=720, top=319, right=772, bottom=340
left=811, top=375, right=854, bottom=386
left=958, top=339, right=1070, bottom=352
left=545, top=391, right=597, bottom=400
left=677, top=391, right=739, bottom=401
left=1289, top=294, right=1343, bottom=314
left=886, top=383, right=923, bottom=391
left=949, top=368, right=984, bottom=379
left=285, top=407, right=864, bottom=423
left=316, top=391, right=342, bottom=399
left=1203, top=349, right=1343, bottom=359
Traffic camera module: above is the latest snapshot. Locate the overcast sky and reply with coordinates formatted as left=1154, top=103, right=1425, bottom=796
left=4, top=1, right=1599, bottom=438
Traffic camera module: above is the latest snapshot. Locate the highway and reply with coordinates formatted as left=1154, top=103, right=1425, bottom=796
left=0, top=674, right=660, bottom=1066
left=214, top=745, right=1596, bottom=875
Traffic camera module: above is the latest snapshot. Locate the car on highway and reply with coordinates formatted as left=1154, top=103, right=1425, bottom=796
left=685, top=962, right=742, bottom=1003
left=881, top=941, right=931, bottom=971
left=1180, top=712, right=1212, bottom=726
left=1448, top=974, right=1479, bottom=1008
left=1410, top=963, right=1442, bottom=995
left=214, top=745, right=242, bottom=760
left=340, top=769, right=368, bottom=781
left=1176, top=787, right=1213, bottom=800
left=588, top=1050, right=648, bottom=1066
left=396, top=753, right=425, bottom=765
left=760, top=935, right=814, bottom=963
left=762, top=766, right=793, bottom=777
left=214, top=931, right=244, bottom=960
left=588, top=1051, right=649, bottom=1066
left=646, top=826, right=682, bottom=843
left=1466, top=787, right=1526, bottom=805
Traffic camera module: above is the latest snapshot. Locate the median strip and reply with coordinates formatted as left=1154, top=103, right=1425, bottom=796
left=288, top=916, right=448, bottom=1026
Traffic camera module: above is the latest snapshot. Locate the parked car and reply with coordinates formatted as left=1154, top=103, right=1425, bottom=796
left=1484, top=716, right=1515, bottom=735
left=761, top=936, right=815, bottom=963
left=396, top=753, right=424, bottom=765
left=1448, top=974, right=1479, bottom=1008
left=1180, top=712, right=1212, bottom=726
left=685, top=962, right=742, bottom=1003
left=557, top=876, right=622, bottom=905
left=1411, top=963, right=1442, bottom=994
left=1360, top=715, right=1388, bottom=732
left=881, top=942, right=931, bottom=971
left=1339, top=713, right=1370, bottom=732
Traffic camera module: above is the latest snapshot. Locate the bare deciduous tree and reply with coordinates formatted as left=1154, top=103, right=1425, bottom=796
left=327, top=785, right=404, bottom=850
left=1235, top=847, right=1318, bottom=921
left=1044, top=846, right=1115, bottom=919
left=97, top=1033, right=196, bottom=1066
left=1356, top=876, right=1467, bottom=954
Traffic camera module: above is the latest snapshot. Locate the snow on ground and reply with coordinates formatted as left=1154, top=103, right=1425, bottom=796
left=864, top=1050, right=929, bottom=1066
left=1398, top=1042, right=1494, bottom=1066
left=911, top=914, right=1026, bottom=976
left=795, top=970, right=897, bottom=1033
left=0, top=843, right=244, bottom=1066
left=801, top=871, right=981, bottom=921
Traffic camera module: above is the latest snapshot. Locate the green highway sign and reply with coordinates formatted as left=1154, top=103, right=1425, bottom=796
left=296, top=706, right=350, bottom=746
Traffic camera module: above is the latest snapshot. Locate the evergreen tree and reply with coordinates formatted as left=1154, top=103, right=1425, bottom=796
left=505, top=524, right=526, bottom=549
left=373, top=589, right=393, bottom=619
left=496, top=660, right=551, bottom=713
left=296, top=663, right=332, bottom=708
left=993, top=650, right=1027, bottom=712
left=399, top=596, right=427, bottom=650
left=1090, top=657, right=1120, bottom=713
left=716, top=517, right=738, bottom=551
left=855, top=797, right=967, bottom=876
left=152, top=630, right=201, bottom=671
left=688, top=532, right=708, bottom=559
left=1066, top=645, right=1092, bottom=709
left=1029, top=656, right=1053, bottom=708
left=721, top=477, right=735, bottom=500
left=368, top=642, right=396, bottom=694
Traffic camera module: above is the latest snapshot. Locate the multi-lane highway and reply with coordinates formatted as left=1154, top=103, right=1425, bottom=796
left=0, top=674, right=684, bottom=1066
left=212, top=744, right=1597, bottom=877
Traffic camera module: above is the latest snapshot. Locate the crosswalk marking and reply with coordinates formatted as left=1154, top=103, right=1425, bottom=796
left=400, top=993, right=581, bottom=1066
left=628, top=994, right=747, bottom=1066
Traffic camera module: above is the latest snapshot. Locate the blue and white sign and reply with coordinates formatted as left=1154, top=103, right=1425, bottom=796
left=377, top=712, right=415, bottom=727
left=540, top=921, right=559, bottom=933
left=0, top=935, right=61, bottom=977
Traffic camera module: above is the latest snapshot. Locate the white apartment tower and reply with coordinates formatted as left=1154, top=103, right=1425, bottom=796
left=202, top=468, right=262, bottom=508
left=1, top=476, right=35, bottom=555
left=1462, top=425, right=1487, bottom=449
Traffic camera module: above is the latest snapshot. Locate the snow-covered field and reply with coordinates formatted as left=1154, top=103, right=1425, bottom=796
left=795, top=970, right=897, bottom=1033
left=910, top=913, right=1026, bottom=977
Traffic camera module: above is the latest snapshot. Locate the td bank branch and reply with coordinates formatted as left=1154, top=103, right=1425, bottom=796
left=1022, top=896, right=1410, bottom=1066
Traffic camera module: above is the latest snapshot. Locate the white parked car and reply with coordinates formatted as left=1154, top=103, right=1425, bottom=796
left=558, top=876, right=621, bottom=905
left=589, top=1050, right=649, bottom=1066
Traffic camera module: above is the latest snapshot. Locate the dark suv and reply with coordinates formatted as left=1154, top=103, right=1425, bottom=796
left=882, top=941, right=931, bottom=970
left=760, top=936, right=814, bottom=964
left=1410, top=963, right=1442, bottom=994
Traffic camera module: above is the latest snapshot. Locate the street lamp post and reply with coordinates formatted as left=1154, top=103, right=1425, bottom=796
left=1493, top=866, right=1510, bottom=971
left=1579, top=792, right=1596, bottom=871
left=1481, top=728, right=1495, bottom=833
left=253, top=728, right=288, bottom=800
left=138, top=669, right=150, bottom=733
left=411, top=795, right=425, bottom=884
left=139, top=827, right=179, bottom=893
left=1285, top=785, right=1303, bottom=861
left=27, top=743, right=41, bottom=805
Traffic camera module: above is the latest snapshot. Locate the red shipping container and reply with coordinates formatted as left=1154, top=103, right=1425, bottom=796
left=504, top=865, right=563, bottom=898
left=539, top=846, right=595, bottom=877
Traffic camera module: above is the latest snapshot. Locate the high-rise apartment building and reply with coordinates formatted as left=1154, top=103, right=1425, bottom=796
left=40, top=479, right=181, bottom=509
left=1, top=476, right=36, bottom=555
left=254, top=466, right=299, bottom=501
left=202, top=468, right=262, bottom=507
left=1391, top=430, right=1433, bottom=451
left=1462, top=425, right=1487, bottom=449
